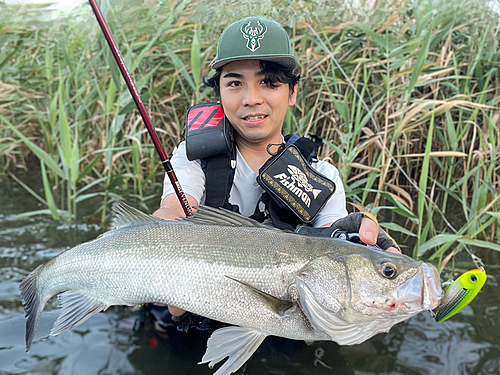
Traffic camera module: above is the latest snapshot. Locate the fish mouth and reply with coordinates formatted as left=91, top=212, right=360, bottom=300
left=392, top=263, right=442, bottom=311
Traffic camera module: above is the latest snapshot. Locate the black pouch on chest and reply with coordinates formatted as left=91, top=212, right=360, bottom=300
left=257, top=145, right=336, bottom=223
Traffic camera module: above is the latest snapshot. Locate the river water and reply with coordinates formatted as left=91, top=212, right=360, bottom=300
left=0, top=174, right=499, bottom=375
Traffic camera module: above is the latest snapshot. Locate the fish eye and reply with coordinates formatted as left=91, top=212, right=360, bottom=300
left=470, top=274, right=477, bottom=283
left=379, top=262, right=397, bottom=279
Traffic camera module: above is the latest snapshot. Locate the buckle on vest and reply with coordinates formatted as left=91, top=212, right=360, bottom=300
left=257, top=145, right=336, bottom=223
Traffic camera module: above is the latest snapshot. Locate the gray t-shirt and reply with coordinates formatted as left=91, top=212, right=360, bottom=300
left=161, top=141, right=348, bottom=227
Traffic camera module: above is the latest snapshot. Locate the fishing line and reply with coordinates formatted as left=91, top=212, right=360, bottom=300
left=307, top=25, right=484, bottom=269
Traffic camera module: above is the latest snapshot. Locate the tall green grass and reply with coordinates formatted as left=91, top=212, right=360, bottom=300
left=1, top=0, right=499, bottom=265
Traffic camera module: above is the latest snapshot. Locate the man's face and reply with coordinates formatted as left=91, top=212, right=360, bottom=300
left=219, top=59, right=297, bottom=146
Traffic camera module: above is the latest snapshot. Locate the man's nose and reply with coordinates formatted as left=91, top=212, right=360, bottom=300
left=242, top=84, right=263, bottom=106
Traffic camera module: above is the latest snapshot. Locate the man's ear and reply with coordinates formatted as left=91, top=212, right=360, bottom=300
left=288, top=83, right=298, bottom=106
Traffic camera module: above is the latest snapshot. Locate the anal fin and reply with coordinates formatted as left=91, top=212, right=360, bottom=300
left=50, top=291, right=109, bottom=336
left=199, top=326, right=267, bottom=375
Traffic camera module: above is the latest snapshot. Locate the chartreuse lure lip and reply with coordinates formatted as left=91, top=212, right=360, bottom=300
left=433, top=268, right=487, bottom=323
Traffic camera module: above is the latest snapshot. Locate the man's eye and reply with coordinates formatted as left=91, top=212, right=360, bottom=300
left=261, top=79, right=280, bottom=88
left=228, top=81, right=241, bottom=87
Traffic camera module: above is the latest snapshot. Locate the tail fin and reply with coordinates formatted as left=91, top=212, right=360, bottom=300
left=20, top=265, right=110, bottom=352
left=19, top=264, right=45, bottom=352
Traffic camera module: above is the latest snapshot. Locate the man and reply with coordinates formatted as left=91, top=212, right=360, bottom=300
left=153, top=16, right=399, bottom=319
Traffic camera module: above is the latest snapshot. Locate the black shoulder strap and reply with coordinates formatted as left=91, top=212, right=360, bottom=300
left=203, top=152, right=237, bottom=211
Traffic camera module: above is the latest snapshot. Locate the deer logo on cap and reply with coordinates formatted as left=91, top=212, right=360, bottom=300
left=240, top=21, right=267, bottom=52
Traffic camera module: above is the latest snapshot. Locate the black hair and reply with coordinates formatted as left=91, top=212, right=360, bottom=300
left=204, top=60, right=300, bottom=98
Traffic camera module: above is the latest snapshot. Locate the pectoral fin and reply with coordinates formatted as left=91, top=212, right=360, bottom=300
left=199, top=326, right=267, bottom=375
left=225, top=276, right=293, bottom=315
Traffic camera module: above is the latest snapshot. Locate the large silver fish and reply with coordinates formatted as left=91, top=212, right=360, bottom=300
left=20, top=202, right=442, bottom=375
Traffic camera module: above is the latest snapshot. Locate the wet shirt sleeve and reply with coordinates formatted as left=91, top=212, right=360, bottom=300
left=310, top=160, right=348, bottom=228
left=160, top=141, right=205, bottom=205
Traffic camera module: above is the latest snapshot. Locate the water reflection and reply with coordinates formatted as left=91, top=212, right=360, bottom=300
left=0, top=176, right=499, bottom=375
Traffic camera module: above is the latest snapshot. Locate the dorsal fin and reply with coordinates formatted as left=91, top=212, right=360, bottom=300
left=111, top=201, right=162, bottom=229
left=111, top=201, right=282, bottom=232
left=184, top=205, right=277, bottom=230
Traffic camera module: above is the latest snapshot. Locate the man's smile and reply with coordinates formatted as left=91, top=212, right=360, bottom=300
left=242, top=114, right=268, bottom=121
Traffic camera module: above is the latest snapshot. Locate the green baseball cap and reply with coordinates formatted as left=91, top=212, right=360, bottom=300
left=212, top=16, right=297, bottom=70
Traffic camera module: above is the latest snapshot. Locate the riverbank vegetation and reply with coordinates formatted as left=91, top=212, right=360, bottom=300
left=1, top=0, right=499, bottom=266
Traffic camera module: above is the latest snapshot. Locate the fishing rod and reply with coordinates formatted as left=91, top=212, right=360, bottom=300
left=88, top=0, right=192, bottom=217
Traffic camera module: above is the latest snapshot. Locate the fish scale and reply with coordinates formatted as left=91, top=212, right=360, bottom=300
left=20, top=201, right=442, bottom=375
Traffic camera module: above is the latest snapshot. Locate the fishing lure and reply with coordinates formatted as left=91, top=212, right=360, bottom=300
left=433, top=268, right=487, bottom=323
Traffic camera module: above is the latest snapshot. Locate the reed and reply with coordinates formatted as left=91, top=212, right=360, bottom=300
left=1, top=0, right=499, bottom=264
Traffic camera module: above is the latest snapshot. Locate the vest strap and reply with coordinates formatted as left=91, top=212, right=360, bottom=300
left=204, top=153, right=234, bottom=209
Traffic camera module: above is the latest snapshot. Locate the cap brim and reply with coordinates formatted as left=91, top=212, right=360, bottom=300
left=212, top=55, right=297, bottom=70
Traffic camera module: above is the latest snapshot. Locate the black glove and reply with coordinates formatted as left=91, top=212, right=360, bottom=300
left=295, top=212, right=400, bottom=252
